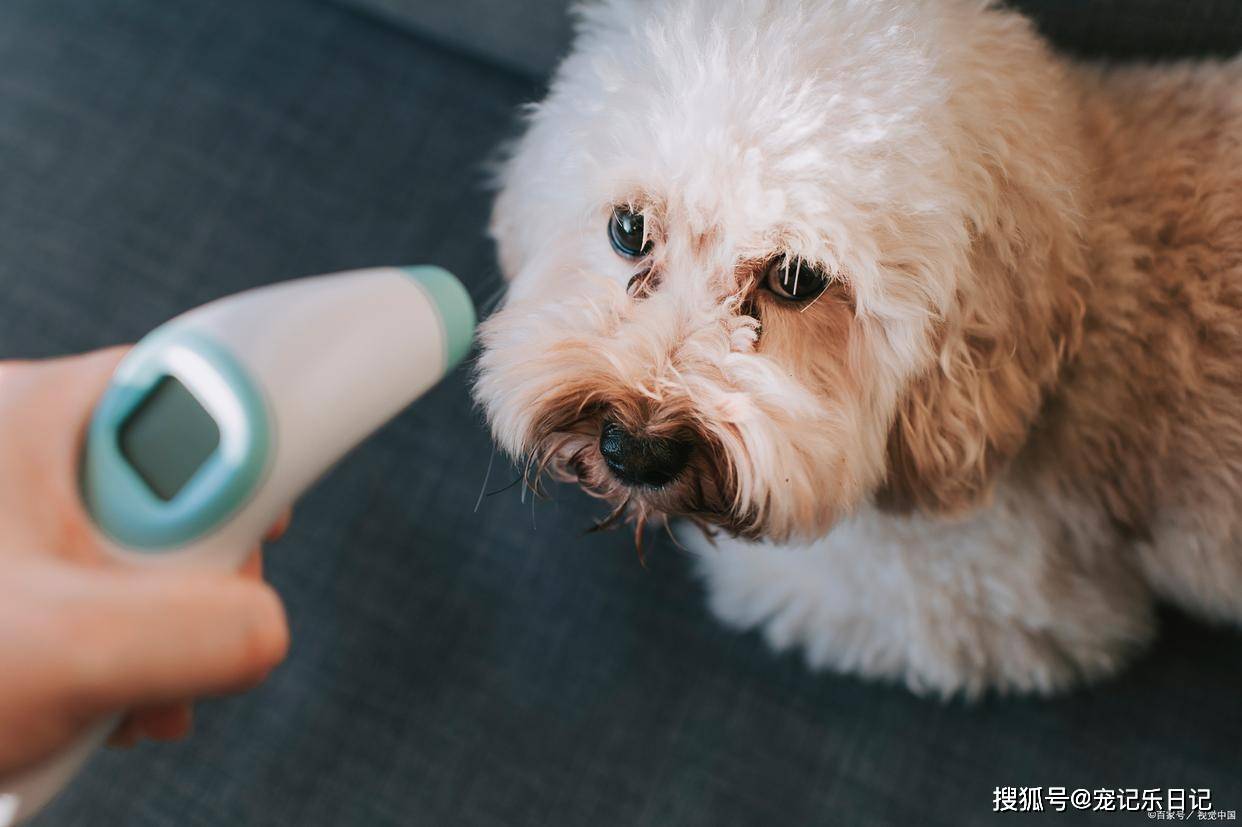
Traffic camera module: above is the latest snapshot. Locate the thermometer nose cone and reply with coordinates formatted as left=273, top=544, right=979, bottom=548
left=402, top=266, right=477, bottom=372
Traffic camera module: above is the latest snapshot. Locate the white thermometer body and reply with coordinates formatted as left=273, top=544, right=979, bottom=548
left=0, top=266, right=475, bottom=825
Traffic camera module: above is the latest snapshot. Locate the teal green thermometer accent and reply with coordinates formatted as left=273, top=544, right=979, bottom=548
left=0, top=266, right=476, bottom=826
left=402, top=265, right=475, bottom=373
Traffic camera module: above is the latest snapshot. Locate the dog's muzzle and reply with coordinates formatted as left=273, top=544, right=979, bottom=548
left=598, top=419, right=693, bottom=488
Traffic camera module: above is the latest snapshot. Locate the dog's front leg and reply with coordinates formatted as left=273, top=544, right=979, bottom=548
left=684, top=492, right=1155, bottom=697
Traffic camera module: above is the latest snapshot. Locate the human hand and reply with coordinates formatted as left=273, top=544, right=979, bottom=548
left=0, top=348, right=289, bottom=775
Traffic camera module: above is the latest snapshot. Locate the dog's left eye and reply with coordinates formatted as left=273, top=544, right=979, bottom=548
left=763, top=257, right=830, bottom=302
left=608, top=207, right=652, bottom=259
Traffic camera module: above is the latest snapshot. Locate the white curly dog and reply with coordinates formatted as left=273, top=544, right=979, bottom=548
left=475, top=0, right=1242, bottom=696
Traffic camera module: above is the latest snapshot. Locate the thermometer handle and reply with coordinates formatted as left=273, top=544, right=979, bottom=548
left=0, top=719, right=116, bottom=825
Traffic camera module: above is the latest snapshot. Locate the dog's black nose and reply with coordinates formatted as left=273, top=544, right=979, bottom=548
left=599, top=420, right=692, bottom=488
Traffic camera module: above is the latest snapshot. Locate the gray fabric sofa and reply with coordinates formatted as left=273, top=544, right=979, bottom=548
left=2, top=1, right=1240, bottom=824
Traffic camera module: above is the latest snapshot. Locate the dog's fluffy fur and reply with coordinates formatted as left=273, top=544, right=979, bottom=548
left=474, top=0, right=1242, bottom=696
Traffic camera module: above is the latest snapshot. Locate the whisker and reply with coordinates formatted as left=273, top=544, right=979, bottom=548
left=634, top=510, right=650, bottom=568
left=522, top=473, right=547, bottom=499
left=587, top=496, right=631, bottom=533
left=485, top=475, right=523, bottom=498
left=473, top=446, right=497, bottom=512
left=520, top=452, right=540, bottom=502
left=799, top=280, right=834, bottom=313
left=661, top=514, right=689, bottom=552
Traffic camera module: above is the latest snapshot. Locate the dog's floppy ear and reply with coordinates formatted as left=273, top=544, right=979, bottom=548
left=870, top=0, right=1097, bottom=516
left=876, top=210, right=1088, bottom=515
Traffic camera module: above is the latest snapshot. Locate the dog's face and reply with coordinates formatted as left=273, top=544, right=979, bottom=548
left=476, top=0, right=1088, bottom=542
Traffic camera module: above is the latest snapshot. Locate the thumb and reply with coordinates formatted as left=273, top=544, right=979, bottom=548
left=53, top=565, right=289, bottom=716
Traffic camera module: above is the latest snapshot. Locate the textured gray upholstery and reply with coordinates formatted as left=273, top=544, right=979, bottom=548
left=333, top=0, right=574, bottom=77
left=1, top=0, right=1240, bottom=825
left=332, top=0, right=1242, bottom=78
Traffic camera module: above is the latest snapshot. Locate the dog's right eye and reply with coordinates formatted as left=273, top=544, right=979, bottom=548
left=763, top=256, right=830, bottom=302
left=608, top=207, right=652, bottom=259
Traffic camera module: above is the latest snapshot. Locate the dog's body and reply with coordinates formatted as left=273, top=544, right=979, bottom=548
left=476, top=0, right=1242, bottom=695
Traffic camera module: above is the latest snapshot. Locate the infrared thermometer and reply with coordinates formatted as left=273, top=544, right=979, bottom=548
left=0, top=266, right=475, bottom=825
